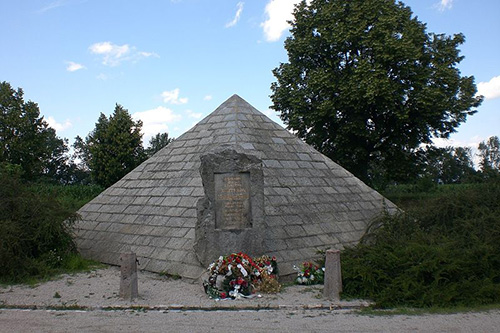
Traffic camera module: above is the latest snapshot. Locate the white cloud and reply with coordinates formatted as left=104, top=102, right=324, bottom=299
left=261, top=0, right=307, bottom=42
left=186, top=109, right=203, bottom=119
left=477, top=75, right=500, bottom=100
left=161, top=88, right=188, bottom=105
left=435, top=0, right=453, bottom=11
left=203, top=95, right=213, bottom=101
left=66, top=61, right=85, bottom=72
left=89, top=42, right=130, bottom=66
left=226, top=2, right=244, bottom=28
left=262, top=108, right=275, bottom=118
left=96, top=73, right=107, bottom=80
left=89, top=41, right=158, bottom=66
left=132, top=106, right=182, bottom=143
left=433, top=135, right=484, bottom=167
left=38, top=0, right=72, bottom=13
left=138, top=51, right=160, bottom=59
left=432, top=136, right=482, bottom=149
left=46, top=116, right=72, bottom=132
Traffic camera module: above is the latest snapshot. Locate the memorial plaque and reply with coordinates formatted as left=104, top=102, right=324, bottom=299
left=214, top=172, right=251, bottom=229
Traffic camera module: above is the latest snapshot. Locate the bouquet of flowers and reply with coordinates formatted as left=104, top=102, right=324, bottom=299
left=203, top=252, right=280, bottom=299
left=293, top=261, right=324, bottom=285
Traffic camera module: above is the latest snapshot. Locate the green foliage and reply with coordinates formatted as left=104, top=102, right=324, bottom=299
left=478, top=136, right=500, bottom=177
left=420, top=146, right=477, bottom=184
left=146, top=132, right=173, bottom=157
left=74, top=104, right=147, bottom=188
left=28, top=183, right=104, bottom=211
left=270, top=0, right=482, bottom=184
left=342, top=181, right=500, bottom=307
left=0, top=81, right=71, bottom=182
left=0, top=165, right=82, bottom=283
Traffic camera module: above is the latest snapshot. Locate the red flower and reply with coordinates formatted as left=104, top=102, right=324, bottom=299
left=220, top=292, right=227, bottom=299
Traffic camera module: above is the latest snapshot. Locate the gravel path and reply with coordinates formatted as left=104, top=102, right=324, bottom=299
left=1, top=266, right=499, bottom=332
left=0, top=266, right=365, bottom=310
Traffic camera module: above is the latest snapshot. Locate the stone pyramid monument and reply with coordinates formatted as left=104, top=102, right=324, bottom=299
left=75, top=95, right=396, bottom=279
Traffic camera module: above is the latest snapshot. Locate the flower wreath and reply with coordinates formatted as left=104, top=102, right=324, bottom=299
left=203, top=252, right=280, bottom=299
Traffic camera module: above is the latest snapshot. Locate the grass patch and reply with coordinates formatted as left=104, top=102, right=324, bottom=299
left=158, top=271, right=181, bottom=280
left=0, top=255, right=103, bottom=287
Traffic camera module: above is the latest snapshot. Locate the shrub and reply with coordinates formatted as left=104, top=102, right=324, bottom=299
left=0, top=165, right=80, bottom=283
left=342, top=180, right=500, bottom=307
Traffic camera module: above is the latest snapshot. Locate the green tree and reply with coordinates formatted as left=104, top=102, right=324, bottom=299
left=270, top=0, right=482, bottom=184
left=146, top=132, right=173, bottom=157
left=422, top=146, right=476, bottom=184
left=478, top=136, right=500, bottom=177
left=0, top=81, right=70, bottom=181
left=74, top=104, right=146, bottom=187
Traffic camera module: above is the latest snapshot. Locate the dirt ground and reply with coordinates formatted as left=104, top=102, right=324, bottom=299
left=1, top=266, right=499, bottom=332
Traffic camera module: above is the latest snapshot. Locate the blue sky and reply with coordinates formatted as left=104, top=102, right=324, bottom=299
left=1, top=0, right=498, bottom=155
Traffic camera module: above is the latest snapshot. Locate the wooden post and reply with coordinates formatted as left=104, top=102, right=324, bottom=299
left=119, top=252, right=138, bottom=300
left=323, top=249, right=342, bottom=301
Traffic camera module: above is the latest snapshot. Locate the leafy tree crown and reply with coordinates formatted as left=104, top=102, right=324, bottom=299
left=270, top=0, right=482, bottom=184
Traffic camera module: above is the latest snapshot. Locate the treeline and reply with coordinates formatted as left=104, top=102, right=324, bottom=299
left=2, top=80, right=499, bottom=190
left=1, top=81, right=173, bottom=188
left=370, top=139, right=500, bottom=190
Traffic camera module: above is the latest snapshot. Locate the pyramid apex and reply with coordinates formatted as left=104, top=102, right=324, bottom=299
left=223, top=94, right=246, bottom=104
left=208, top=94, right=263, bottom=118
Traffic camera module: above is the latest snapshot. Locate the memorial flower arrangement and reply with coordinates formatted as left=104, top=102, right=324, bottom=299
left=203, top=252, right=280, bottom=299
left=294, top=261, right=324, bottom=285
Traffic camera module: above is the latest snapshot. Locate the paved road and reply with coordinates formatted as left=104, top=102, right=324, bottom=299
left=1, top=308, right=499, bottom=333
